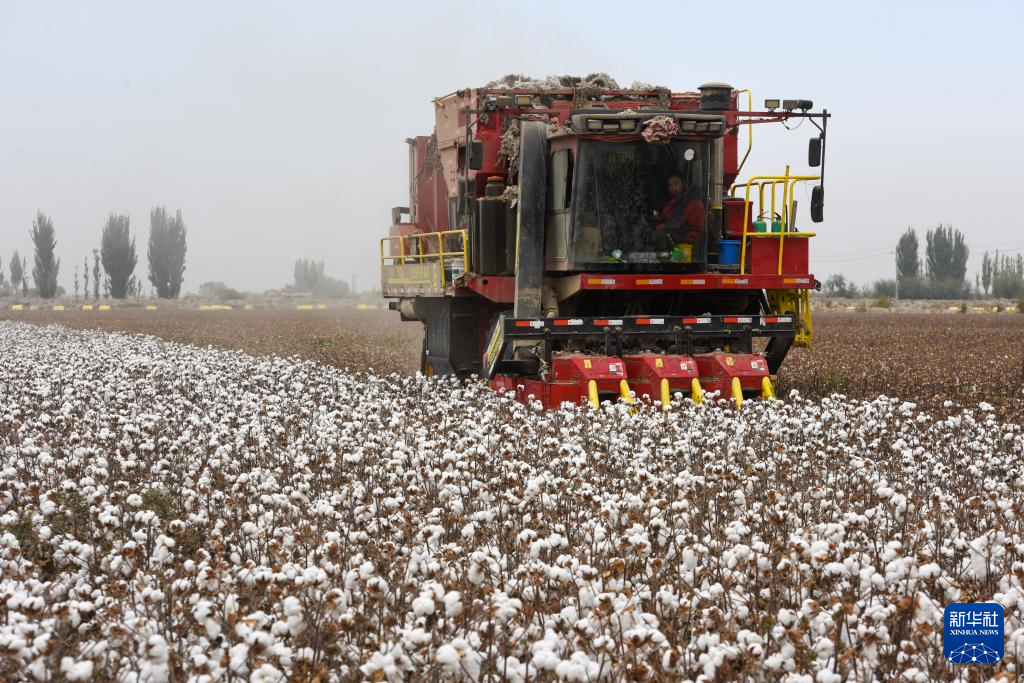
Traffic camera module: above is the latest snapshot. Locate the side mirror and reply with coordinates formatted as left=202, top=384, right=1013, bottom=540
left=468, top=141, right=484, bottom=170
left=810, top=185, right=824, bottom=223
left=808, top=137, right=822, bottom=167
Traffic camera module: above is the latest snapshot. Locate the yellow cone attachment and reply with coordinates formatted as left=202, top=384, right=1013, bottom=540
left=588, top=380, right=599, bottom=409
left=691, top=378, right=704, bottom=405
left=619, top=379, right=634, bottom=404
left=761, top=376, right=776, bottom=400
left=732, top=377, right=743, bottom=409
left=660, top=378, right=671, bottom=410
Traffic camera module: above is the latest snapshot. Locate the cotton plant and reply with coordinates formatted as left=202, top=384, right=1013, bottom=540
left=0, top=320, right=1021, bottom=681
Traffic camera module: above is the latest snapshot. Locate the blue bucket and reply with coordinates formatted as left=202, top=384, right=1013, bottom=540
left=718, top=239, right=741, bottom=265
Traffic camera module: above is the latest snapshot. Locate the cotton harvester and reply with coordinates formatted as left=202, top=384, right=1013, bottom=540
left=380, top=79, right=829, bottom=408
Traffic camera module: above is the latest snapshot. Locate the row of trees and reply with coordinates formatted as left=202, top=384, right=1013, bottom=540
left=824, top=224, right=1023, bottom=300
left=2, top=225, right=354, bottom=301
left=290, top=258, right=350, bottom=298
left=979, top=251, right=1024, bottom=299
left=1, top=209, right=187, bottom=299
left=892, top=224, right=971, bottom=299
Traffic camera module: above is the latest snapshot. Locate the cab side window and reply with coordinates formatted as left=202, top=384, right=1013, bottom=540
left=548, top=149, right=574, bottom=211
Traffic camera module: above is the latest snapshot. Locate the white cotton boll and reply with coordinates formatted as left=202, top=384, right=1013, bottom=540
left=555, top=652, right=600, bottom=682
left=250, top=663, right=284, bottom=682
left=436, top=644, right=461, bottom=671
left=140, top=635, right=171, bottom=683
left=884, top=556, right=909, bottom=583
left=880, top=540, right=902, bottom=563
left=126, top=493, right=143, bottom=507
left=815, top=670, right=842, bottom=683
left=918, top=562, right=941, bottom=579
left=531, top=649, right=561, bottom=671
left=824, top=562, right=846, bottom=577
left=899, top=669, right=931, bottom=683
left=736, top=630, right=763, bottom=656
left=403, top=628, right=432, bottom=647
left=360, top=651, right=401, bottom=679
left=60, top=658, right=94, bottom=681
left=27, top=659, right=48, bottom=681
left=229, top=642, right=250, bottom=674
left=967, top=534, right=997, bottom=579
left=808, top=539, right=831, bottom=563
left=682, top=547, right=699, bottom=570
left=412, top=595, right=435, bottom=616
left=444, top=591, right=464, bottom=617
left=193, top=602, right=224, bottom=643
left=282, top=595, right=306, bottom=636
left=995, top=588, right=1020, bottom=612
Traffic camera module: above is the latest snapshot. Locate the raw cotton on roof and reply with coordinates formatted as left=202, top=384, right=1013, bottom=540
left=641, top=115, right=679, bottom=144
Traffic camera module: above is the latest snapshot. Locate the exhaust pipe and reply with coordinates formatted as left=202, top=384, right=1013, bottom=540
left=514, top=121, right=548, bottom=318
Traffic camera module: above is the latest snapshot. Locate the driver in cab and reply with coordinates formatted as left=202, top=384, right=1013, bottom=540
left=654, top=174, right=704, bottom=250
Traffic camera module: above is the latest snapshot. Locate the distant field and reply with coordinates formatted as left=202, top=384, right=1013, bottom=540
left=2, top=307, right=1021, bottom=419
left=780, top=311, right=1024, bottom=420
left=0, top=307, right=422, bottom=376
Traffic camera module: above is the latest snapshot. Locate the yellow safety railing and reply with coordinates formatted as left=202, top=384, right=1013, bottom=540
left=380, top=229, right=468, bottom=289
left=732, top=168, right=820, bottom=274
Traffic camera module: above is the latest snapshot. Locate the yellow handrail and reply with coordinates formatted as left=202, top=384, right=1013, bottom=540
left=776, top=175, right=820, bottom=273
left=738, top=172, right=819, bottom=273
left=380, top=229, right=468, bottom=288
left=731, top=178, right=788, bottom=225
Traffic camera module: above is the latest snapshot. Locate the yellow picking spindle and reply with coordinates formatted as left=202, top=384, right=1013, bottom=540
left=691, top=378, right=704, bottom=405
left=588, top=380, right=599, bottom=409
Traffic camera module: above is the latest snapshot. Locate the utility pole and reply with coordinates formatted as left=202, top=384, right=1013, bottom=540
left=894, top=251, right=899, bottom=302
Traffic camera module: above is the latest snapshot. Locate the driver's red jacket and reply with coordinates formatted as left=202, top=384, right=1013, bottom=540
left=657, top=196, right=705, bottom=243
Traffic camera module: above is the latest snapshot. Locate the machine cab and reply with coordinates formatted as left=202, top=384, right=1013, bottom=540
left=546, top=111, right=725, bottom=274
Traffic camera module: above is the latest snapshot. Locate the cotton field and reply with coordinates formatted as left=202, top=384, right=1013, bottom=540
left=1, top=321, right=1022, bottom=682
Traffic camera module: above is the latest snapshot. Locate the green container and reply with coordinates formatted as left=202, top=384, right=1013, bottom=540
left=753, top=220, right=767, bottom=233
left=770, top=220, right=785, bottom=233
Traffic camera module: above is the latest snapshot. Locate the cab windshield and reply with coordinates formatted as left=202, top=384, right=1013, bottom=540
left=572, top=139, right=710, bottom=268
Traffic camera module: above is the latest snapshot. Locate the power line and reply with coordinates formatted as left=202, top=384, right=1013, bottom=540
left=815, top=245, right=895, bottom=259
left=815, top=249, right=895, bottom=263
left=974, top=240, right=1024, bottom=251
left=814, top=238, right=1023, bottom=264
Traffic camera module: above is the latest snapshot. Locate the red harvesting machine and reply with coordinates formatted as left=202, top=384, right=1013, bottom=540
left=380, top=81, right=829, bottom=409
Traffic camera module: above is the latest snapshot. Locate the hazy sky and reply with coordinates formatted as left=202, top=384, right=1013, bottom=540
left=2, top=0, right=1022, bottom=294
